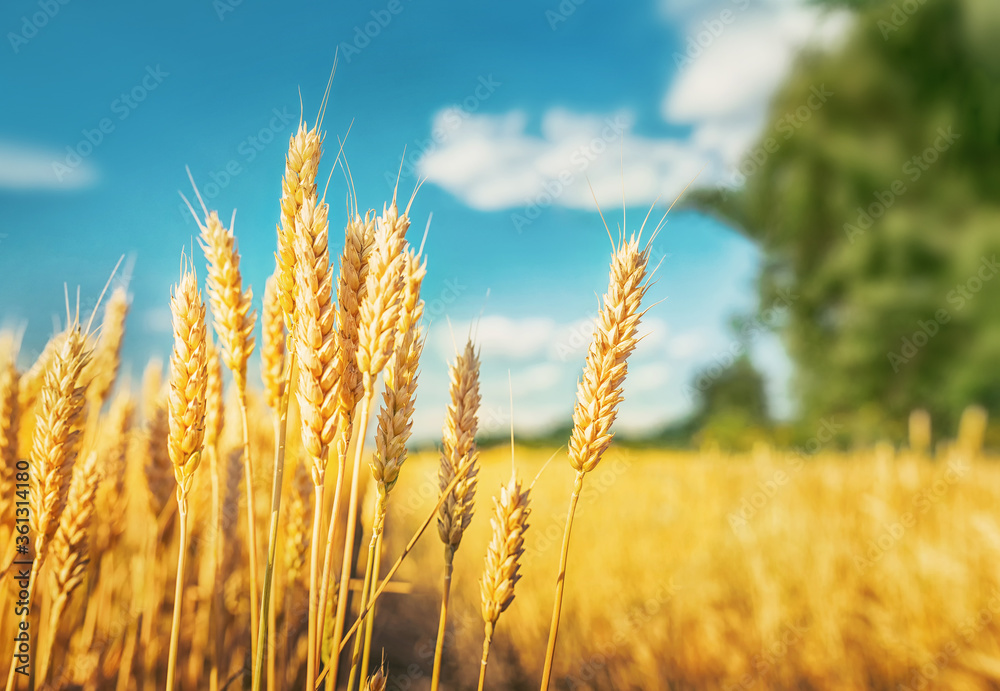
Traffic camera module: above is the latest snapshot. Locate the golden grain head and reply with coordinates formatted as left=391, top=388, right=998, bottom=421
left=198, top=211, right=256, bottom=389
left=480, top=471, right=530, bottom=627
left=204, top=335, right=224, bottom=452
left=262, top=273, right=286, bottom=411
left=276, top=123, right=324, bottom=331
left=167, top=266, right=208, bottom=502
left=336, top=210, right=377, bottom=418
left=292, top=196, right=341, bottom=481
left=356, top=200, right=409, bottom=385
left=371, top=250, right=426, bottom=495
left=49, top=450, right=100, bottom=602
left=568, top=234, right=651, bottom=474
left=29, top=324, right=90, bottom=561
left=437, top=339, right=481, bottom=549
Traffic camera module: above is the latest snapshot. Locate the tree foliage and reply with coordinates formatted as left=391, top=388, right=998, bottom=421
left=695, top=0, right=1000, bottom=440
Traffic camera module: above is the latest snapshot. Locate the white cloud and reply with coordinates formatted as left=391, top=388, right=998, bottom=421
left=418, top=109, right=705, bottom=213
left=665, top=6, right=851, bottom=123
left=0, top=141, right=98, bottom=190
left=418, top=1, right=851, bottom=213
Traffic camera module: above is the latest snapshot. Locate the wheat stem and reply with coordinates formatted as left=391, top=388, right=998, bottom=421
left=360, top=529, right=383, bottom=680
left=430, top=547, right=455, bottom=691
left=317, top=435, right=349, bottom=691
left=327, top=391, right=374, bottom=687
left=165, top=503, right=190, bottom=691
left=477, top=622, right=494, bottom=691
left=253, top=351, right=297, bottom=691
left=540, top=470, right=584, bottom=689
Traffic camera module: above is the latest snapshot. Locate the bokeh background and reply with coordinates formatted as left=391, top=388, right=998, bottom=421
left=1, top=0, right=998, bottom=449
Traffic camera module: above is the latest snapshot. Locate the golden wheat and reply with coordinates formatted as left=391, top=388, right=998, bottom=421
left=262, top=274, right=286, bottom=412
left=478, top=470, right=530, bottom=691
left=277, top=123, right=323, bottom=335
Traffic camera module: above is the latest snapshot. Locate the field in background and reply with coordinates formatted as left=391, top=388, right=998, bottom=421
left=377, top=444, right=1000, bottom=690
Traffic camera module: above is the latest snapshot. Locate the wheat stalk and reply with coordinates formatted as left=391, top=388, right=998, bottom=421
left=479, top=471, right=531, bottom=691
left=285, top=454, right=312, bottom=587
left=430, top=337, right=481, bottom=691
left=351, top=248, right=426, bottom=688
left=314, top=209, right=376, bottom=691
left=4, top=320, right=89, bottom=691
left=192, top=202, right=263, bottom=664
left=39, top=450, right=100, bottom=682
left=290, top=193, right=347, bottom=691
left=539, top=231, right=651, bottom=689
left=330, top=196, right=410, bottom=688
left=165, top=260, right=209, bottom=691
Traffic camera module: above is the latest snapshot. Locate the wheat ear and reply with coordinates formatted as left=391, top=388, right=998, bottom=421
left=431, top=338, right=482, bottom=691
left=262, top=274, right=287, bottom=411
left=290, top=193, right=345, bottom=691
left=314, top=210, right=375, bottom=691
left=351, top=249, right=426, bottom=688
left=540, top=232, right=651, bottom=689
left=38, top=450, right=100, bottom=683
left=194, top=205, right=262, bottom=666
left=4, top=320, right=89, bottom=691
left=164, top=260, right=208, bottom=691
left=329, top=196, right=409, bottom=689
left=277, top=123, right=323, bottom=337
left=479, top=471, right=531, bottom=691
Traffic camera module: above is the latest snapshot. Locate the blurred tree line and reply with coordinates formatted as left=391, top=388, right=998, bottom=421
left=689, top=0, right=1000, bottom=446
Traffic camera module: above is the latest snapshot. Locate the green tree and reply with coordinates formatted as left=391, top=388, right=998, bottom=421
left=695, top=0, right=1000, bottom=440
left=691, top=355, right=771, bottom=450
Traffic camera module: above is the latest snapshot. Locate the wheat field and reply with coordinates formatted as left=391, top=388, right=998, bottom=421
left=1, top=100, right=999, bottom=691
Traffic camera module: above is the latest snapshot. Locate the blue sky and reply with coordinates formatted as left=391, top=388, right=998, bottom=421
left=0, top=0, right=852, bottom=438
